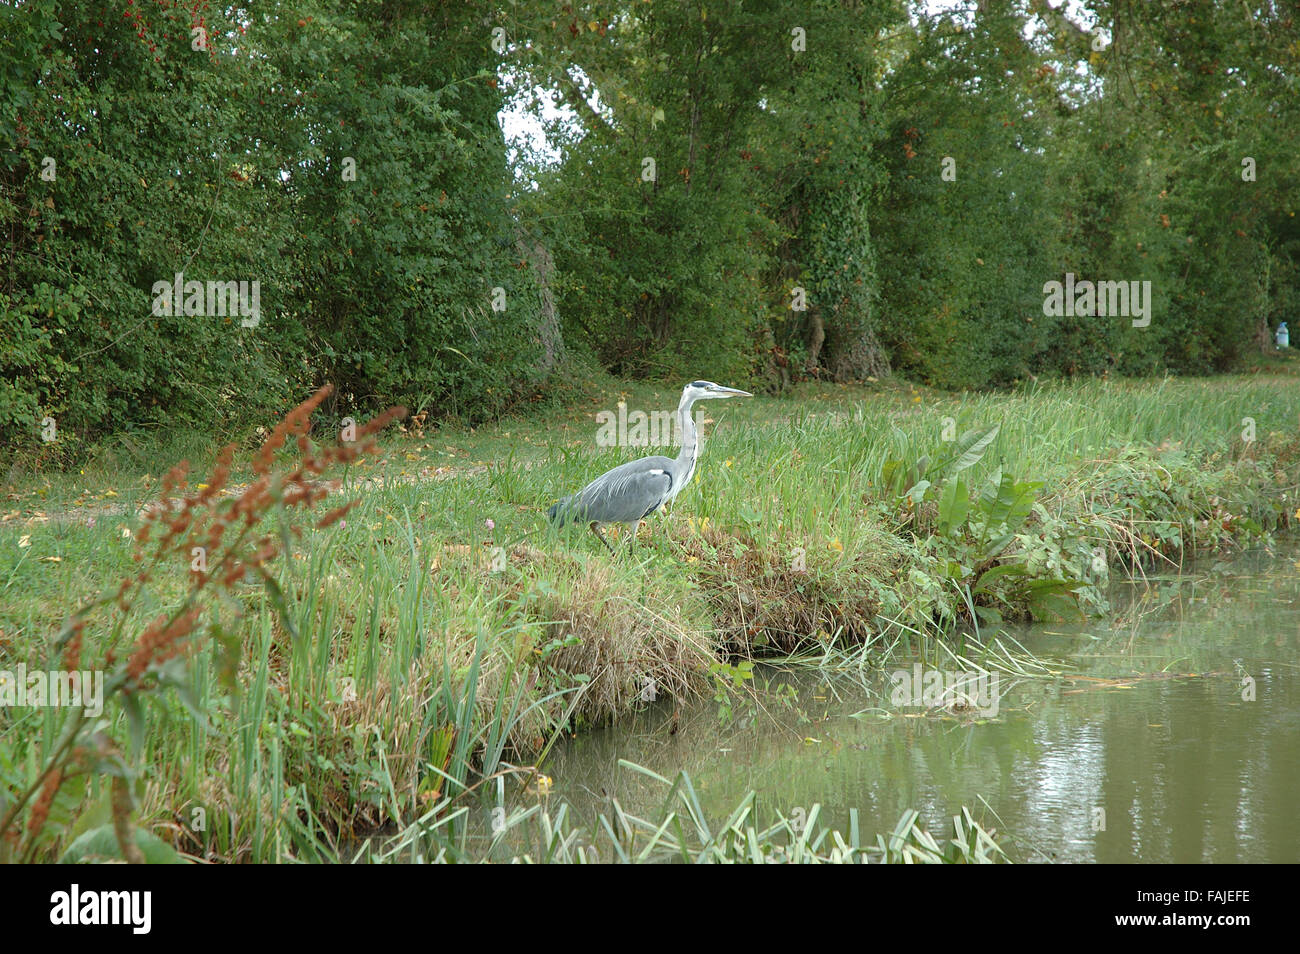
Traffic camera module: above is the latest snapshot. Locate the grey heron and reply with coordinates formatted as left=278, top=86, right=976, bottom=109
left=547, top=380, right=753, bottom=553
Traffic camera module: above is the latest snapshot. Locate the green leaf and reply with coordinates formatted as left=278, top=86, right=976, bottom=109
left=943, top=425, right=1000, bottom=478
left=973, top=562, right=1027, bottom=594
left=977, top=532, right=1015, bottom=562
left=121, top=691, right=145, bottom=755
left=155, top=657, right=210, bottom=729
left=905, top=479, right=931, bottom=504
left=259, top=572, right=300, bottom=641
left=60, top=825, right=187, bottom=864
left=937, top=477, right=969, bottom=534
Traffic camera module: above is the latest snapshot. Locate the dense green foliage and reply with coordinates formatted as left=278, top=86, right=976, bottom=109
left=873, top=10, right=1064, bottom=387
left=2, top=0, right=1297, bottom=452
left=513, top=0, right=1298, bottom=391
left=2, top=0, right=543, bottom=455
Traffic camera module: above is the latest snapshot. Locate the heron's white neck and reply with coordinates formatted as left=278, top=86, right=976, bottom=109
left=676, top=394, right=700, bottom=480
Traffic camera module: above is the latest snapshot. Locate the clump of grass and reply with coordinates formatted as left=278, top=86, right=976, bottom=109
left=676, top=521, right=906, bottom=656
left=497, top=545, right=716, bottom=728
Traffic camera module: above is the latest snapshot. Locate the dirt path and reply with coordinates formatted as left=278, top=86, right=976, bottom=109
left=3, top=462, right=494, bottom=530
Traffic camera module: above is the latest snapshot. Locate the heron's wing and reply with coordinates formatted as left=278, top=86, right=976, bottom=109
left=573, top=457, right=675, bottom=524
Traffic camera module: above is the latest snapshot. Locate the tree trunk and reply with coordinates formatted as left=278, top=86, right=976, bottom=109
left=805, top=309, right=825, bottom=374
left=515, top=229, right=565, bottom=380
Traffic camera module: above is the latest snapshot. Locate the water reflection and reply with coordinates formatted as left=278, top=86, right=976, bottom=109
left=542, top=545, right=1300, bottom=862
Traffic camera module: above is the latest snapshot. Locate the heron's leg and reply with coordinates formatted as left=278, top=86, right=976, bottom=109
left=589, top=522, right=617, bottom=556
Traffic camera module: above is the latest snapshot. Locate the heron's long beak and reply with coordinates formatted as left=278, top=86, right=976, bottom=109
left=712, top=386, right=753, bottom=398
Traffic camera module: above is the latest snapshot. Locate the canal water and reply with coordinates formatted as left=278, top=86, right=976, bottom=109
left=541, top=543, right=1300, bottom=862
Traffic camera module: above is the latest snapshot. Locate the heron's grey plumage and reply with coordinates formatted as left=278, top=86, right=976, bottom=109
left=548, top=457, right=674, bottom=527
left=547, top=380, right=752, bottom=552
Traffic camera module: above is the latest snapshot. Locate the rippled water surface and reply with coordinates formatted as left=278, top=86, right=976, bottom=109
left=543, top=544, right=1300, bottom=862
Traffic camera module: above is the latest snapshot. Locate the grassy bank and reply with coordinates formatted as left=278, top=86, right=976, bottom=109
left=2, top=369, right=1298, bottom=862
